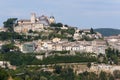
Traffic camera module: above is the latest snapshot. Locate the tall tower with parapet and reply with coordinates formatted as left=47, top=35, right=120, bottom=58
left=31, top=13, right=36, bottom=23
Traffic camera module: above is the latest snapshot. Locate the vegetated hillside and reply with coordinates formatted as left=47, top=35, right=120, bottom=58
left=95, top=28, right=120, bottom=36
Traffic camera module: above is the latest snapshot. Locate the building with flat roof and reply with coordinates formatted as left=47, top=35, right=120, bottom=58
left=21, top=43, right=36, bottom=53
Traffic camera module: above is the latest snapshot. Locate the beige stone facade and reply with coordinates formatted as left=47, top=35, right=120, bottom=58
left=14, top=13, right=55, bottom=33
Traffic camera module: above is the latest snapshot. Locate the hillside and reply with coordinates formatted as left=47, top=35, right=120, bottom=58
left=95, top=28, right=120, bottom=36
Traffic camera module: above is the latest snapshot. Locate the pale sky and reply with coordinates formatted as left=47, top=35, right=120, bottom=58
left=0, top=0, right=120, bottom=29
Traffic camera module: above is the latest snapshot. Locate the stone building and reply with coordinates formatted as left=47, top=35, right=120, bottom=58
left=14, top=13, right=56, bottom=33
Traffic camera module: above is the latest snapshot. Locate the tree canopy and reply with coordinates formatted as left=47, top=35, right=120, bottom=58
left=1, top=44, right=19, bottom=53
left=50, top=23, right=63, bottom=27
left=90, top=28, right=95, bottom=34
left=0, top=68, right=9, bottom=80
left=3, top=18, right=17, bottom=32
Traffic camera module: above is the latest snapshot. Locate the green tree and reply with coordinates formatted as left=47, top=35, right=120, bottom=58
left=113, top=70, right=120, bottom=79
left=57, top=23, right=63, bottom=27
left=0, top=68, right=9, bottom=80
left=108, top=73, right=114, bottom=80
left=40, top=76, right=48, bottom=80
left=90, top=28, right=94, bottom=34
left=66, top=28, right=75, bottom=35
left=78, top=71, right=98, bottom=80
left=60, top=68, right=75, bottom=80
left=1, top=44, right=19, bottom=53
left=64, top=24, right=68, bottom=27
left=106, top=48, right=120, bottom=65
left=54, top=65, right=62, bottom=74
left=28, top=29, right=33, bottom=33
left=50, top=23, right=63, bottom=27
left=3, top=18, right=17, bottom=32
left=99, top=71, right=107, bottom=80
left=87, top=62, right=91, bottom=69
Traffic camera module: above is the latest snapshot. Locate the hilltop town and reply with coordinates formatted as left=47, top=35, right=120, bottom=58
left=1, top=13, right=120, bottom=80
left=0, top=13, right=120, bottom=55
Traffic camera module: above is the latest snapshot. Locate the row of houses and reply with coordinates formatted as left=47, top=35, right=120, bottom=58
left=21, top=39, right=107, bottom=55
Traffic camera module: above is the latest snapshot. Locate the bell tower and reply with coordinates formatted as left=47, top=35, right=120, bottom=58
left=31, top=13, right=36, bottom=23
